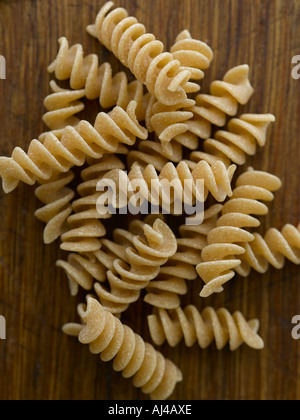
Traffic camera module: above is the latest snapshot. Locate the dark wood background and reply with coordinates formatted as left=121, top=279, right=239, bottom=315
left=0, top=0, right=300, bottom=400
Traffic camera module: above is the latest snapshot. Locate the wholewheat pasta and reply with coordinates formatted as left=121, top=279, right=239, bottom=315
left=0, top=101, right=147, bottom=194
left=197, top=168, right=282, bottom=298
left=63, top=298, right=183, bottom=400
left=86, top=2, right=196, bottom=106
left=148, top=305, right=264, bottom=351
left=144, top=204, right=223, bottom=310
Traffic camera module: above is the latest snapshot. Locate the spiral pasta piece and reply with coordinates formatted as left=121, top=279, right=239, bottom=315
left=148, top=305, right=264, bottom=351
left=93, top=218, right=177, bottom=315
left=236, top=223, right=300, bottom=277
left=185, top=65, right=254, bottom=140
left=42, top=80, right=85, bottom=136
left=61, top=155, right=125, bottom=253
left=189, top=113, right=276, bottom=168
left=105, top=160, right=236, bottom=222
left=35, top=171, right=75, bottom=244
left=87, top=2, right=197, bottom=106
left=0, top=100, right=147, bottom=194
left=170, top=30, right=214, bottom=81
left=197, top=168, right=282, bottom=297
left=144, top=204, right=223, bottom=310
left=63, top=298, right=183, bottom=400
left=48, top=37, right=150, bottom=121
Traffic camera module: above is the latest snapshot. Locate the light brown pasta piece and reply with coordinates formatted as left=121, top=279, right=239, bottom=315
left=197, top=168, right=282, bottom=298
left=86, top=2, right=196, bottom=106
left=35, top=171, right=75, bottom=244
left=48, top=37, right=150, bottom=121
left=0, top=100, right=147, bottom=194
left=186, top=65, right=254, bottom=140
left=188, top=113, right=276, bottom=168
left=42, top=80, right=85, bottom=136
left=148, top=305, right=264, bottom=351
left=237, top=223, right=300, bottom=277
left=63, top=298, right=183, bottom=400
left=94, top=218, right=177, bottom=315
left=56, top=253, right=107, bottom=297
left=170, top=30, right=214, bottom=81
left=61, top=155, right=125, bottom=253
left=112, top=159, right=237, bottom=210
left=144, top=205, right=223, bottom=310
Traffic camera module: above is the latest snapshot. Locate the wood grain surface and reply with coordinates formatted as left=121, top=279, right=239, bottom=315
left=0, top=0, right=300, bottom=401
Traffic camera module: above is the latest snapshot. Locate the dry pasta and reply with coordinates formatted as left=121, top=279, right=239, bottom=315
left=48, top=37, right=150, bottom=121
left=61, top=155, right=125, bottom=253
left=148, top=305, right=264, bottom=351
left=170, top=30, right=214, bottom=81
left=42, top=80, right=85, bottom=137
left=186, top=65, right=254, bottom=140
left=0, top=101, right=147, bottom=194
left=86, top=1, right=196, bottom=106
left=63, top=297, right=183, bottom=400
left=188, top=113, right=276, bottom=168
left=94, top=218, right=178, bottom=315
left=197, top=168, right=282, bottom=298
left=144, top=204, right=223, bottom=310
left=35, top=171, right=76, bottom=244
left=236, top=223, right=300, bottom=277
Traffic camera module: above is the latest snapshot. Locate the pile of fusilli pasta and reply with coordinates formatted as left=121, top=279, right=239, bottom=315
left=1, top=1, right=299, bottom=400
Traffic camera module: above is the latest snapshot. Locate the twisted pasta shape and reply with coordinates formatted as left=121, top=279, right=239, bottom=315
left=42, top=80, right=85, bottom=136
left=186, top=65, right=254, bottom=140
left=197, top=168, right=282, bottom=297
left=63, top=298, right=183, bottom=400
left=144, top=204, right=223, bottom=310
left=189, top=113, right=276, bottom=168
left=94, top=218, right=178, bottom=315
left=87, top=1, right=197, bottom=106
left=0, top=100, right=147, bottom=194
left=35, top=171, right=75, bottom=244
left=56, top=253, right=107, bottom=297
left=170, top=30, right=214, bottom=81
left=61, top=155, right=125, bottom=253
left=107, top=160, right=236, bottom=220
left=148, top=305, right=264, bottom=351
left=236, top=223, right=300, bottom=277
left=48, top=37, right=150, bottom=121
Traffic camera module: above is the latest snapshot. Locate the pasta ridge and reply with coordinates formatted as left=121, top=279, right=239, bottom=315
left=186, top=65, right=254, bottom=140
left=0, top=100, right=147, bottom=194
left=63, top=297, right=183, bottom=400
left=237, top=223, right=300, bottom=277
left=144, top=205, right=223, bottom=310
left=86, top=1, right=196, bottom=105
left=42, top=81, right=85, bottom=137
left=148, top=305, right=264, bottom=351
left=93, top=218, right=178, bottom=315
left=189, top=113, right=276, bottom=168
left=170, top=30, right=214, bottom=81
left=197, top=168, right=282, bottom=297
left=61, top=155, right=126, bottom=253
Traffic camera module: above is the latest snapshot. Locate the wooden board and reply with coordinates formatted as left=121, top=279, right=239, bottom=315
left=0, top=0, right=300, bottom=400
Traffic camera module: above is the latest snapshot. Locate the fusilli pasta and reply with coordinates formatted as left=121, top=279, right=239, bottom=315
left=63, top=297, right=183, bottom=400
left=237, top=223, right=300, bottom=277
left=87, top=2, right=196, bottom=106
left=0, top=101, right=147, bottom=193
left=197, top=168, right=282, bottom=297
left=148, top=305, right=264, bottom=351
left=144, top=204, right=223, bottom=309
